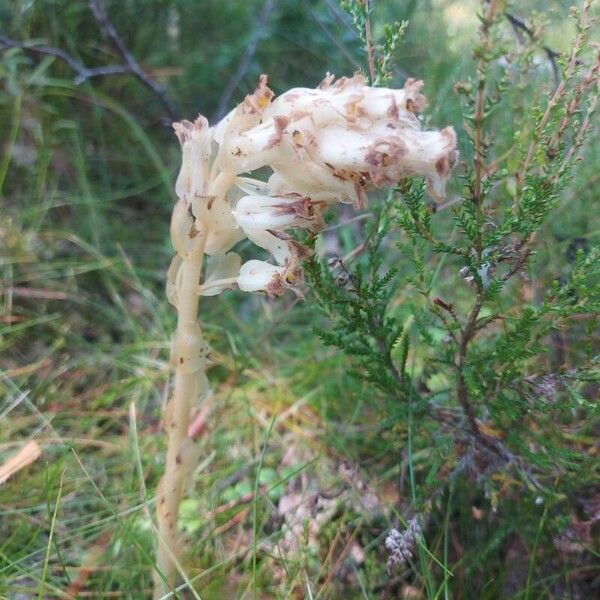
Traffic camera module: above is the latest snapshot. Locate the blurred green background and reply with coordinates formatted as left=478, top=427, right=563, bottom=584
left=1, top=1, right=598, bottom=598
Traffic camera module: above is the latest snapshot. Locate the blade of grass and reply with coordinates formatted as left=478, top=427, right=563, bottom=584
left=70, top=448, right=202, bottom=600
left=42, top=84, right=172, bottom=196
left=407, top=364, right=438, bottom=598
left=0, top=91, right=22, bottom=197
left=433, top=484, right=454, bottom=600
left=253, top=416, right=276, bottom=600
left=524, top=501, right=549, bottom=600
left=38, top=468, right=64, bottom=600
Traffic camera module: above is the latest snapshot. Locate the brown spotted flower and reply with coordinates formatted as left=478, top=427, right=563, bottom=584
left=174, top=73, right=457, bottom=298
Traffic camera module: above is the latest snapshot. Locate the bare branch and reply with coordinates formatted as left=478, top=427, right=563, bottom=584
left=0, top=34, right=131, bottom=83
left=322, top=0, right=356, bottom=29
left=213, top=0, right=275, bottom=121
left=88, top=0, right=178, bottom=120
left=1, top=13, right=178, bottom=122
left=301, top=0, right=363, bottom=76
left=487, top=0, right=582, bottom=88
left=1, top=34, right=80, bottom=73
left=504, top=11, right=561, bottom=86
left=72, top=63, right=133, bottom=84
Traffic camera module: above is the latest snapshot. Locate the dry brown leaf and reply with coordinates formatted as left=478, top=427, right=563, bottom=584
left=0, top=440, right=42, bottom=485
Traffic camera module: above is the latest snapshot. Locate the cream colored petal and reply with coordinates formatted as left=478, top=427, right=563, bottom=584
left=213, top=74, right=273, bottom=145
left=233, top=194, right=323, bottom=231
left=235, top=176, right=270, bottom=196
left=205, top=227, right=245, bottom=256
left=170, top=198, right=201, bottom=257
left=166, top=255, right=183, bottom=307
left=200, top=252, right=242, bottom=296
left=189, top=194, right=245, bottom=255
left=173, top=117, right=213, bottom=199
left=237, top=260, right=284, bottom=292
left=244, top=228, right=292, bottom=266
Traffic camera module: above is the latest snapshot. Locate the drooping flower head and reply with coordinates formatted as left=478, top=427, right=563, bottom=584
left=170, top=74, right=457, bottom=298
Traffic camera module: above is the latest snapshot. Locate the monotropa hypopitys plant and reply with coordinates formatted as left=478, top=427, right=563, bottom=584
left=155, top=73, right=457, bottom=596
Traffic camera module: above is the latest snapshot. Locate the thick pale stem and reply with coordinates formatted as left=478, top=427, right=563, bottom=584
left=154, top=222, right=208, bottom=597
left=154, top=172, right=235, bottom=598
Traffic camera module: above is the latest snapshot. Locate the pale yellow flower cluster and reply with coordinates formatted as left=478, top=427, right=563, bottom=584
left=170, top=73, right=457, bottom=299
